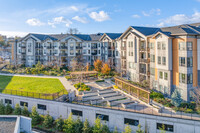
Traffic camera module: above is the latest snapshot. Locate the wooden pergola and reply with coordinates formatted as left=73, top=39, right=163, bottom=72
left=114, top=76, right=151, bottom=104
left=70, top=71, right=98, bottom=82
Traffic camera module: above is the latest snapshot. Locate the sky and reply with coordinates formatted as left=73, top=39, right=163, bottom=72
left=1, top=0, right=200, bottom=37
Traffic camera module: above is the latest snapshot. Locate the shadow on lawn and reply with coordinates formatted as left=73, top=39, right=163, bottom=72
left=0, top=75, right=13, bottom=93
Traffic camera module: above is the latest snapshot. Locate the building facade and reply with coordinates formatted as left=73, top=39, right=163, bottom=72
left=15, top=23, right=200, bottom=101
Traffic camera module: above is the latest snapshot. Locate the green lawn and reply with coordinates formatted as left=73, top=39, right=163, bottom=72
left=0, top=75, right=67, bottom=99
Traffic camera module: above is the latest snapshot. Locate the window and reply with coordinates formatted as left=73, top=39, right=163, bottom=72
left=158, top=56, right=161, bottom=64
left=150, top=42, right=154, bottom=49
left=159, top=85, right=163, bottom=92
left=179, top=42, right=186, bottom=50
left=150, top=68, right=155, bottom=75
left=124, top=118, right=139, bottom=126
left=128, top=41, right=130, bottom=47
left=96, top=113, right=109, bottom=121
left=116, top=51, right=118, bottom=56
left=164, top=72, right=168, bottom=80
left=37, top=104, right=46, bottom=110
left=5, top=99, right=12, bottom=104
left=187, top=74, right=193, bottom=84
left=159, top=71, right=163, bottom=79
left=179, top=57, right=185, bottom=66
left=187, top=57, right=193, bottom=67
left=179, top=73, right=186, bottom=84
left=162, top=43, right=166, bottom=50
left=157, top=123, right=173, bottom=132
left=99, top=50, right=101, bottom=54
left=187, top=42, right=193, bottom=51
left=157, top=42, right=161, bottom=50
left=72, top=109, right=82, bottom=116
left=131, top=41, right=133, bottom=47
left=88, top=50, right=90, bottom=54
left=20, top=101, right=28, bottom=107
left=162, top=57, right=166, bottom=65
left=129, top=62, right=134, bottom=69
left=115, top=43, right=117, bottom=48
left=131, top=52, right=133, bottom=56
left=150, top=54, right=155, bottom=62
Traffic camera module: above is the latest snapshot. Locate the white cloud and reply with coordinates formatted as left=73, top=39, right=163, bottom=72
left=0, top=31, right=28, bottom=37
left=132, top=14, right=140, bottom=18
left=48, top=17, right=72, bottom=28
left=89, top=11, right=110, bottom=22
left=157, top=11, right=200, bottom=27
left=26, top=18, right=45, bottom=26
left=72, top=16, right=87, bottom=23
left=142, top=8, right=161, bottom=17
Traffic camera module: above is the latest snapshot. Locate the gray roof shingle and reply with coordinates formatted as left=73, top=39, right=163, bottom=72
left=105, top=33, right=123, bottom=40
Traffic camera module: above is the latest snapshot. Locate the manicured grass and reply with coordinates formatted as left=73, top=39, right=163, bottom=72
left=0, top=75, right=67, bottom=100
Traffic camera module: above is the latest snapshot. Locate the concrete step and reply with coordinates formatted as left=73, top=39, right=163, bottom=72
left=102, top=96, right=126, bottom=102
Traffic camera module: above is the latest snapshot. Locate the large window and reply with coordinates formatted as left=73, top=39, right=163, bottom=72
left=162, top=43, right=166, bottom=50
left=157, top=42, right=161, bottom=50
left=187, top=42, right=193, bottom=51
left=5, top=99, right=12, bottom=104
left=96, top=113, right=109, bottom=121
left=179, top=57, right=185, bottom=66
left=124, top=118, right=139, bottom=126
left=157, top=123, right=173, bottom=132
left=187, top=74, right=193, bottom=84
left=150, top=42, right=154, bottom=49
left=164, top=72, right=168, bottom=80
left=37, top=104, right=46, bottom=110
left=162, top=57, right=166, bottom=65
left=179, top=73, right=186, bottom=84
left=150, top=54, right=155, bottom=62
left=71, top=109, right=83, bottom=116
left=179, top=42, right=186, bottom=50
left=187, top=57, right=193, bottom=67
left=159, top=71, right=163, bottom=79
left=158, top=56, right=161, bottom=64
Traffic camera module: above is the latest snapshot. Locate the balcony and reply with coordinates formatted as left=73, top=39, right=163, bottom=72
left=91, top=46, right=97, bottom=49
left=20, top=45, right=26, bottom=48
left=35, top=46, right=42, bottom=49
left=121, top=55, right=126, bottom=59
left=122, top=65, right=126, bottom=69
left=59, top=53, right=68, bottom=56
left=21, top=52, right=26, bottom=55
left=139, top=47, right=146, bottom=51
left=76, top=46, right=82, bottom=49
left=76, top=53, right=82, bottom=55
left=92, top=53, right=97, bottom=55
left=59, top=46, right=68, bottom=49
left=121, top=46, right=126, bottom=50
left=139, top=69, right=146, bottom=74
left=47, top=46, right=53, bottom=49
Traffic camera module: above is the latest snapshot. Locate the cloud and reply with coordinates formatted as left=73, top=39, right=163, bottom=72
left=132, top=14, right=140, bottom=18
left=142, top=8, right=161, bottom=16
left=89, top=11, right=110, bottom=22
left=0, top=31, right=28, bottom=37
left=26, top=18, right=45, bottom=26
left=48, top=17, right=72, bottom=28
left=157, top=11, right=200, bottom=27
left=72, top=16, right=87, bottom=23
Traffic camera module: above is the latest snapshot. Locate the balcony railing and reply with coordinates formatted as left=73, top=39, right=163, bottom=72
left=121, top=55, right=126, bottom=59
left=139, top=47, right=146, bottom=51
left=59, top=46, right=68, bottom=49
left=59, top=53, right=68, bottom=56
left=91, top=53, right=97, bottom=55
left=47, top=46, right=53, bottom=49
left=76, top=46, right=82, bottom=49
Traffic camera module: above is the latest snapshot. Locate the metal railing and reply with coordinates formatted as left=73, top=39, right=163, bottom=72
left=2, top=89, right=66, bottom=100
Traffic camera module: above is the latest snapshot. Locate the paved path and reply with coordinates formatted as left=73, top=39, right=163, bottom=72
left=0, top=73, right=76, bottom=92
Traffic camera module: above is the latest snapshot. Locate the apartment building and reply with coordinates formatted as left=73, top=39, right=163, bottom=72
left=119, top=23, right=200, bottom=101
left=99, top=33, right=122, bottom=69
left=16, top=33, right=102, bottom=67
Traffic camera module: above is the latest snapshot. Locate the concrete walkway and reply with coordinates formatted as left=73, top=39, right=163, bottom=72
left=0, top=73, right=76, bottom=92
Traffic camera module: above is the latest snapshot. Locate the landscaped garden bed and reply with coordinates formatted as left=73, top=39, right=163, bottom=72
left=73, top=83, right=90, bottom=92
left=0, top=75, right=68, bottom=100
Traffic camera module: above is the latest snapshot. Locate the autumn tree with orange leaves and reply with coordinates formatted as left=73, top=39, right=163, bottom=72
left=93, top=59, right=103, bottom=72
left=101, top=63, right=111, bottom=75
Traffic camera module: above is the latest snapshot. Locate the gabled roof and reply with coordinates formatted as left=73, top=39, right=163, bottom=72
left=131, top=26, right=160, bottom=36
left=30, top=33, right=58, bottom=41
left=105, top=33, right=123, bottom=40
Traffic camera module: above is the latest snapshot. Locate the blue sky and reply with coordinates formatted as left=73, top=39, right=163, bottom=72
left=1, top=0, right=200, bottom=37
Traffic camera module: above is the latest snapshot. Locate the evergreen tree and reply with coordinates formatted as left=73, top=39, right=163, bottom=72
left=13, top=104, right=21, bottom=115
left=55, top=115, right=64, bottom=131
left=5, top=104, right=13, bottom=115
left=159, top=124, right=166, bottom=133
left=171, top=89, right=182, bottom=107
left=31, top=106, right=41, bottom=126
left=102, top=122, right=110, bottom=133
left=63, top=113, right=75, bottom=133
left=93, top=117, right=103, bottom=133
left=21, top=105, right=29, bottom=116
left=123, top=124, right=132, bottom=133
left=83, top=119, right=91, bottom=133
left=74, top=116, right=83, bottom=133
left=0, top=101, right=5, bottom=115
left=136, top=124, right=144, bottom=133
left=43, top=111, right=54, bottom=128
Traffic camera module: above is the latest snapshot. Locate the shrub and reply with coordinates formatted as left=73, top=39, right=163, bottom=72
left=171, top=90, right=182, bottom=107
left=74, top=117, right=83, bottom=133
left=55, top=115, right=64, bottom=131
left=150, top=91, right=164, bottom=99
left=93, top=117, right=103, bottom=133
left=113, top=85, right=118, bottom=89
left=95, top=80, right=105, bottom=82
left=0, top=102, right=5, bottom=115
left=14, top=104, right=21, bottom=115
left=63, top=113, right=75, bottom=133
left=31, top=106, right=41, bottom=126
left=83, top=119, right=91, bottom=133
left=43, top=112, right=54, bottom=128
left=5, top=104, right=13, bottom=115
left=185, top=109, right=193, bottom=113
left=123, top=124, right=132, bottom=133
left=22, top=105, right=29, bottom=117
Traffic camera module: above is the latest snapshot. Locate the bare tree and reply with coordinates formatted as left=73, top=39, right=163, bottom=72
left=66, top=28, right=80, bottom=34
